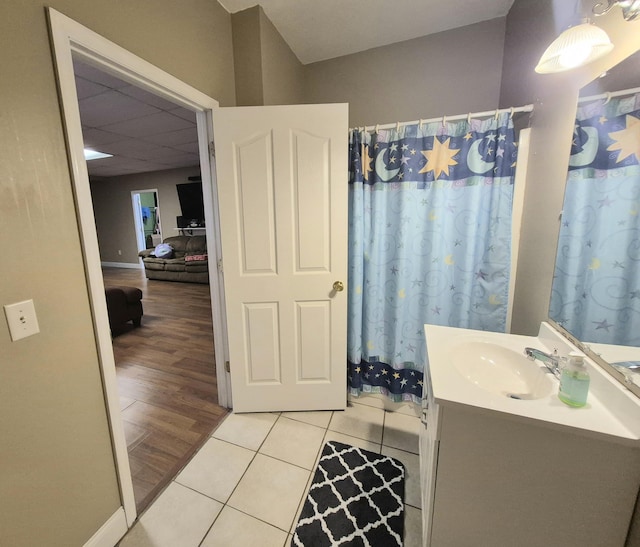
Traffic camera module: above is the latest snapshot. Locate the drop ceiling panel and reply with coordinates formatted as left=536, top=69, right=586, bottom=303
left=101, top=111, right=194, bottom=138
left=79, top=91, right=161, bottom=127
left=119, top=85, right=184, bottom=111
left=73, top=62, right=131, bottom=89
left=82, top=127, right=129, bottom=148
left=73, top=56, right=200, bottom=178
left=142, top=127, right=199, bottom=146
left=75, top=77, right=110, bottom=100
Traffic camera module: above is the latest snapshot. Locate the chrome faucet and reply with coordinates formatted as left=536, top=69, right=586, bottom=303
left=524, top=347, right=561, bottom=378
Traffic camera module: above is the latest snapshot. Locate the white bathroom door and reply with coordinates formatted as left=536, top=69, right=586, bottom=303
left=213, top=104, right=348, bottom=413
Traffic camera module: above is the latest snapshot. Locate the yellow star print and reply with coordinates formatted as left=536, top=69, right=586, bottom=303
left=607, top=115, right=640, bottom=163
left=361, top=144, right=374, bottom=181
left=418, top=137, right=460, bottom=179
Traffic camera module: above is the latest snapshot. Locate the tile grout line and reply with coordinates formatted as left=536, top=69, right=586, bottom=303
left=136, top=403, right=421, bottom=545
left=195, top=412, right=283, bottom=546
left=200, top=411, right=335, bottom=541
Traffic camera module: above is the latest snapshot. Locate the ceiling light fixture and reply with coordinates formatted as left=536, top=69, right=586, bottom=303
left=593, top=0, right=640, bottom=20
left=84, top=148, right=113, bottom=161
left=536, top=0, right=640, bottom=74
left=535, top=20, right=613, bottom=74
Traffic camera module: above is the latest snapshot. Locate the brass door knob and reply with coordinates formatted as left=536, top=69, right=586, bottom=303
left=333, top=281, right=344, bottom=292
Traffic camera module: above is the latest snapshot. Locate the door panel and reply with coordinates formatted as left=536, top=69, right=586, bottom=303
left=214, top=104, right=348, bottom=412
left=236, top=132, right=276, bottom=274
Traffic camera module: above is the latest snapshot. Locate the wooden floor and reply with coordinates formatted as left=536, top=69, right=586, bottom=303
left=102, top=267, right=228, bottom=513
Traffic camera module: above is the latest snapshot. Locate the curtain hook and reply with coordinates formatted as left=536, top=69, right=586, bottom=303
left=509, top=107, right=515, bottom=119
left=396, top=121, right=401, bottom=131
left=441, top=115, right=447, bottom=127
left=494, top=109, right=500, bottom=120
left=467, top=112, right=472, bottom=124
left=604, top=92, right=612, bottom=104
left=375, top=124, right=379, bottom=133
left=419, top=119, right=424, bottom=128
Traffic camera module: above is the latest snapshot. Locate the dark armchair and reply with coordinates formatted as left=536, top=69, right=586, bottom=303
left=105, top=286, right=143, bottom=333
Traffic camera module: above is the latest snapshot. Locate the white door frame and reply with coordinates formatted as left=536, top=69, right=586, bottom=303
left=131, top=189, right=162, bottom=257
left=47, top=7, right=230, bottom=534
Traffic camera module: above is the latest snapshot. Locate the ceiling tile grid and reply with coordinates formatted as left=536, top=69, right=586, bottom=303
left=74, top=59, right=199, bottom=178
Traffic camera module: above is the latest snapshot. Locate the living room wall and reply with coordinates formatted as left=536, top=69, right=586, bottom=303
left=0, top=1, right=235, bottom=545
left=91, top=166, right=202, bottom=265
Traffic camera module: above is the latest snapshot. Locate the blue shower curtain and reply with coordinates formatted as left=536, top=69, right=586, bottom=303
left=549, top=94, right=640, bottom=346
left=348, top=113, right=519, bottom=403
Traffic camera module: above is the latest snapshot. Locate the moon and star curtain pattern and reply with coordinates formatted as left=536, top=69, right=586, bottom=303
left=550, top=93, right=640, bottom=346
left=348, top=113, right=518, bottom=403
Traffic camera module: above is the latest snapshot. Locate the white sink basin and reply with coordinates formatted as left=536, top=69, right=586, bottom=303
left=450, top=341, right=555, bottom=400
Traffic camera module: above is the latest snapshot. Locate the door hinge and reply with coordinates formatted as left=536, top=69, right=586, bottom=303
left=209, top=140, right=215, bottom=157
left=225, top=361, right=230, bottom=373
left=217, top=258, right=223, bottom=273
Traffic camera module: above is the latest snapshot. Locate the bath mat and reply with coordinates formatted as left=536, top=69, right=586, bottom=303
left=292, top=440, right=405, bottom=546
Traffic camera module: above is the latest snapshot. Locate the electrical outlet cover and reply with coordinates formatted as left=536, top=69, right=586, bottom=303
left=4, top=299, right=40, bottom=341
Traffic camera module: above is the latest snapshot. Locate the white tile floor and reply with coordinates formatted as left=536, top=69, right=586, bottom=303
left=119, top=394, right=423, bottom=547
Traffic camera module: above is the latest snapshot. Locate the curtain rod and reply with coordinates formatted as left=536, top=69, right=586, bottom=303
left=579, top=85, right=640, bottom=104
left=350, top=104, right=534, bottom=132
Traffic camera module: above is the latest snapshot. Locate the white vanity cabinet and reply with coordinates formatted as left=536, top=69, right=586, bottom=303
left=419, top=367, right=440, bottom=547
left=420, top=324, right=640, bottom=547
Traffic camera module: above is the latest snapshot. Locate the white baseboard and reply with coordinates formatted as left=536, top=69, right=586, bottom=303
left=83, top=508, right=128, bottom=547
left=101, top=261, right=143, bottom=269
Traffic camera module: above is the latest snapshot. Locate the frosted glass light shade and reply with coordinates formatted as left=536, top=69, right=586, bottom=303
left=535, top=23, right=614, bottom=74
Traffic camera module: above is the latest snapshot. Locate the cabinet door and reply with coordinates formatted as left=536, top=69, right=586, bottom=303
left=420, top=400, right=440, bottom=546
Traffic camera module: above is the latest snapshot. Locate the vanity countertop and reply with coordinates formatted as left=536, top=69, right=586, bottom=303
left=424, top=323, right=640, bottom=446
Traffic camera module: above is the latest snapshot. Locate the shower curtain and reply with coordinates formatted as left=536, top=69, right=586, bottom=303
left=549, top=93, right=640, bottom=346
left=348, top=113, right=519, bottom=403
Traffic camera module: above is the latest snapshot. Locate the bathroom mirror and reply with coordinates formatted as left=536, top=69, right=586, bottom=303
left=548, top=48, right=640, bottom=397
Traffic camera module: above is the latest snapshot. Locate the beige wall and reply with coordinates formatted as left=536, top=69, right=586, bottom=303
left=303, top=17, right=507, bottom=128
left=501, top=0, right=640, bottom=336
left=0, top=1, right=235, bottom=545
left=232, top=6, right=304, bottom=106
left=232, top=7, right=264, bottom=106
left=91, top=167, right=202, bottom=264
left=259, top=8, right=305, bottom=105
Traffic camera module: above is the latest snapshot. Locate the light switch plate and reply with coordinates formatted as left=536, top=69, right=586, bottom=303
left=4, top=299, right=40, bottom=341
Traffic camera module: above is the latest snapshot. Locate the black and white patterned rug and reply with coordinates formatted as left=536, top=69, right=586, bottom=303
left=292, top=441, right=405, bottom=546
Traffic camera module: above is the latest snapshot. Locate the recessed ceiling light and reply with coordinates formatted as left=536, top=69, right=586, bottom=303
left=84, top=148, right=113, bottom=161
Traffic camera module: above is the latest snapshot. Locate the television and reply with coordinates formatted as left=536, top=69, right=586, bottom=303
left=176, top=182, right=204, bottom=223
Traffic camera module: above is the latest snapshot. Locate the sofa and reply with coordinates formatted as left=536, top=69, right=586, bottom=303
left=105, top=286, right=143, bottom=333
left=138, top=235, right=209, bottom=283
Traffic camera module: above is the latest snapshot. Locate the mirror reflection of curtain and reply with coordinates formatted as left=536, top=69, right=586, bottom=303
left=550, top=94, right=640, bottom=346
left=348, top=113, right=518, bottom=402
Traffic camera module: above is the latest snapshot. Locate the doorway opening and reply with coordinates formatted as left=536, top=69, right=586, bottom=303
left=48, top=7, right=230, bottom=528
left=132, top=189, right=162, bottom=256
left=73, top=55, right=227, bottom=513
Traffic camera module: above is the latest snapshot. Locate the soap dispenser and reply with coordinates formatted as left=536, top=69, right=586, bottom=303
left=558, top=351, right=590, bottom=407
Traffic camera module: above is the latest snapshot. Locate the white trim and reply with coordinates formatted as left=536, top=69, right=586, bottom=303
left=46, top=7, right=230, bottom=532
left=197, top=110, right=232, bottom=408
left=82, top=508, right=128, bottom=547
left=507, top=128, right=531, bottom=333
left=101, top=261, right=143, bottom=269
